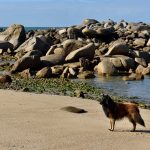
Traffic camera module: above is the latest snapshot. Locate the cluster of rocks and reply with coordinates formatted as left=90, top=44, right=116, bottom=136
left=1, top=19, right=150, bottom=81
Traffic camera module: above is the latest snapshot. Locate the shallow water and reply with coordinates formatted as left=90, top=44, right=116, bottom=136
left=76, top=76, right=150, bottom=103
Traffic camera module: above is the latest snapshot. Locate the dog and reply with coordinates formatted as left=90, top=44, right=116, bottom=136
left=100, top=94, right=145, bottom=132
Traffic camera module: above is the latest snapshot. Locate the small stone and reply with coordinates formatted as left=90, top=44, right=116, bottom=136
left=0, top=75, right=12, bottom=83
left=74, top=90, right=85, bottom=98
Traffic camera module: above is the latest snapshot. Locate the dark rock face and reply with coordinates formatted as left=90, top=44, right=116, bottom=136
left=11, top=56, right=41, bottom=73
left=41, top=54, right=65, bottom=67
left=36, top=67, right=52, bottom=78
left=0, top=41, right=13, bottom=51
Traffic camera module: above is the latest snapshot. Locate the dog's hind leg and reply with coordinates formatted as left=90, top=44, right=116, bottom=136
left=128, top=117, right=136, bottom=132
left=109, top=119, right=115, bottom=131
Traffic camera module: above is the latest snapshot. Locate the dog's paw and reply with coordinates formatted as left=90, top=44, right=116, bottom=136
left=108, top=129, right=114, bottom=131
left=130, top=130, right=135, bottom=132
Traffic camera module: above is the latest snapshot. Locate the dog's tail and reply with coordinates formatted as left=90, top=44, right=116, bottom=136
left=134, top=113, right=145, bottom=127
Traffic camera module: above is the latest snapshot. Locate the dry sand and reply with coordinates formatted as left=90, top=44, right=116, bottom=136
left=0, top=89, right=150, bottom=150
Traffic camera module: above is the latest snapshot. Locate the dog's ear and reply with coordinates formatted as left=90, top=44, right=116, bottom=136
left=101, top=93, right=107, bottom=97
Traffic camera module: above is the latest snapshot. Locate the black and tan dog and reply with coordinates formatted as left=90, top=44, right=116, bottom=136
left=100, top=94, right=145, bottom=131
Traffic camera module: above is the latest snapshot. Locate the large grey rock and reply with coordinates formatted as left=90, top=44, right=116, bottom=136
left=0, top=24, right=26, bottom=49
left=65, top=43, right=95, bottom=62
left=61, top=39, right=83, bottom=56
left=96, top=60, right=117, bottom=76
left=105, top=40, right=129, bottom=56
left=41, top=54, right=65, bottom=67
left=15, top=36, right=50, bottom=57
left=101, top=55, right=135, bottom=70
left=11, top=56, right=41, bottom=73
left=96, top=27, right=115, bottom=37
left=67, top=27, right=83, bottom=39
left=118, top=55, right=136, bottom=70
left=133, top=38, right=146, bottom=47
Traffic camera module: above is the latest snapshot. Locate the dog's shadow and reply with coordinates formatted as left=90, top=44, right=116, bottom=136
left=114, top=129, right=150, bottom=134
left=135, top=130, right=150, bottom=134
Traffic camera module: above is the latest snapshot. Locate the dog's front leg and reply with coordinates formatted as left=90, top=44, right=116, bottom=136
left=109, top=119, right=115, bottom=131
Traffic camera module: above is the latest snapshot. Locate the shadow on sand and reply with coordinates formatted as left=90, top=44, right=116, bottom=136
left=113, top=129, right=150, bottom=134
left=135, top=130, right=150, bottom=134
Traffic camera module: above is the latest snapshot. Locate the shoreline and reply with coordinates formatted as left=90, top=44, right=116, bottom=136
left=0, top=89, right=150, bottom=150
left=0, top=76, right=150, bottom=110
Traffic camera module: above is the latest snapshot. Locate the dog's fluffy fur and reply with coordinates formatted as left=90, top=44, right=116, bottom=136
left=100, top=94, right=145, bottom=131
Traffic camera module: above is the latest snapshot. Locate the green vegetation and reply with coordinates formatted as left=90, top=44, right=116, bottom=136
left=0, top=76, right=103, bottom=100
left=0, top=55, right=16, bottom=71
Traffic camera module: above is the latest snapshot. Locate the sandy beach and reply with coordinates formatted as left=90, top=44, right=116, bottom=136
left=0, top=89, right=150, bottom=150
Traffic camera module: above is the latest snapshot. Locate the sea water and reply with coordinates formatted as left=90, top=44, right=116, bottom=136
left=0, top=27, right=59, bottom=32
left=76, top=75, right=150, bottom=103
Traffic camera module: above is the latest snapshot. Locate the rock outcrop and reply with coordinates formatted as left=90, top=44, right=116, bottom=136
left=0, top=24, right=26, bottom=49
left=1, top=19, right=150, bottom=81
